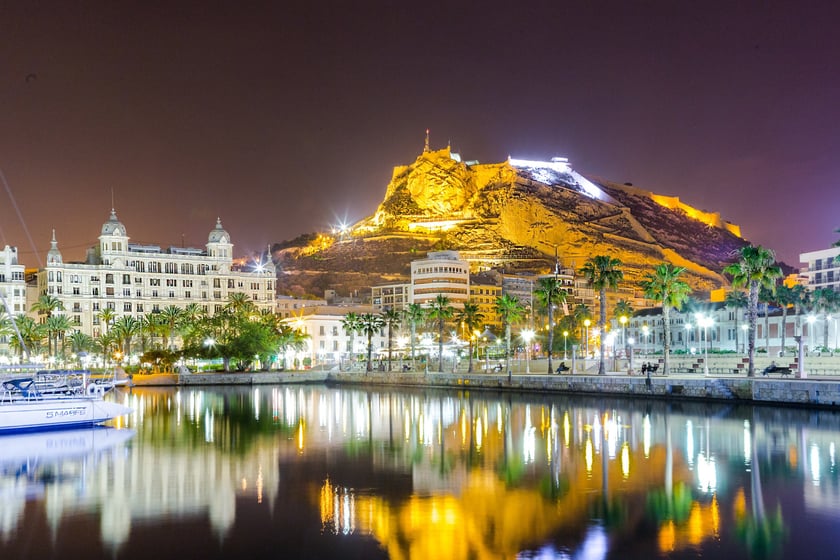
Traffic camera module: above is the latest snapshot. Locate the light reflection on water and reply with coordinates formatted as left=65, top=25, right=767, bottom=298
left=2, top=385, right=840, bottom=559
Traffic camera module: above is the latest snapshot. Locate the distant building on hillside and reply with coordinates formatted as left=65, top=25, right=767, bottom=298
left=409, top=251, right=469, bottom=307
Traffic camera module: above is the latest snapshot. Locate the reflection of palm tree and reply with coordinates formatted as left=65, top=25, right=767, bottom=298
left=734, top=412, right=786, bottom=556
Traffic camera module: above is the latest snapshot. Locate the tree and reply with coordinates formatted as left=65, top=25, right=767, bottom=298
left=771, top=284, right=795, bottom=355
left=403, top=304, right=427, bottom=369
left=340, top=312, right=362, bottom=369
left=724, top=245, right=783, bottom=377
left=427, top=294, right=455, bottom=372
left=44, top=314, right=72, bottom=359
left=534, top=276, right=567, bottom=374
left=758, top=285, right=775, bottom=352
left=456, top=301, right=484, bottom=373
left=812, top=288, right=839, bottom=350
left=580, top=255, right=624, bottom=375
left=31, top=294, right=64, bottom=318
left=639, top=264, right=691, bottom=376
left=381, top=307, right=402, bottom=371
left=725, top=290, right=749, bottom=353
left=358, top=313, right=385, bottom=373
left=495, top=294, right=525, bottom=381
left=11, top=315, right=40, bottom=359
left=111, top=315, right=141, bottom=357
left=159, top=305, right=183, bottom=350
left=97, top=307, right=116, bottom=335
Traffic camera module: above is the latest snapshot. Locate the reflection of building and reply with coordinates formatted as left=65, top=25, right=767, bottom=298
left=35, top=211, right=275, bottom=339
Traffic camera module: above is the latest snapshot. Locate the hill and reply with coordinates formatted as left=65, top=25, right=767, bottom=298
left=271, top=147, right=748, bottom=298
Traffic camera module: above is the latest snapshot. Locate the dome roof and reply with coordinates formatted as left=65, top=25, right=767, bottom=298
left=46, top=229, right=62, bottom=265
left=208, top=217, right=231, bottom=244
left=101, top=209, right=127, bottom=236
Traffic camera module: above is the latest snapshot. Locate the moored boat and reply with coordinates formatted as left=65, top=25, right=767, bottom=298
left=0, top=376, right=132, bottom=433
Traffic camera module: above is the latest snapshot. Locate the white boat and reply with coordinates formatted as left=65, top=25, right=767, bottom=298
left=0, top=377, right=131, bottom=433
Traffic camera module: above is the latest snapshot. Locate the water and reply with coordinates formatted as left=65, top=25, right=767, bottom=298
left=2, top=385, right=840, bottom=560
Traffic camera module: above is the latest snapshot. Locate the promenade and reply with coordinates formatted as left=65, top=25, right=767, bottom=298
left=129, top=354, right=840, bottom=409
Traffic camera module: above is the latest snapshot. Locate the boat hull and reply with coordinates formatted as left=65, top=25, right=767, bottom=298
left=0, top=398, right=131, bottom=433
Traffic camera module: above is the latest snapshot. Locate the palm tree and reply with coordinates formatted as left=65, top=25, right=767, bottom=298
left=495, top=294, right=525, bottom=381
left=358, top=313, right=385, bottom=373
left=44, top=314, right=73, bottom=360
left=11, top=315, right=40, bottom=359
left=724, top=245, right=783, bottom=377
left=427, top=294, right=455, bottom=372
left=639, top=264, right=691, bottom=376
left=340, top=312, right=362, bottom=369
left=456, top=301, right=485, bottom=373
left=31, top=293, right=64, bottom=318
left=381, top=307, right=402, bottom=371
left=534, top=276, right=567, bottom=374
left=97, top=307, right=117, bottom=335
left=111, top=315, right=141, bottom=357
left=772, top=284, right=796, bottom=356
left=758, top=285, right=775, bottom=352
left=67, top=330, right=93, bottom=356
left=403, top=303, right=427, bottom=369
left=159, top=305, right=183, bottom=350
left=226, top=292, right=256, bottom=316
left=725, top=290, right=749, bottom=353
left=812, top=288, right=839, bottom=350
left=580, top=255, right=624, bottom=375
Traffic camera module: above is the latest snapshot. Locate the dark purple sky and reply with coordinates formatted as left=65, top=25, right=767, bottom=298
left=1, top=1, right=838, bottom=268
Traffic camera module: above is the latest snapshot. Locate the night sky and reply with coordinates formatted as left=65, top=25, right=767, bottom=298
left=2, top=1, right=838, bottom=268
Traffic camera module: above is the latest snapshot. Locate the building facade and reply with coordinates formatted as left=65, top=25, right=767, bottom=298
left=800, top=246, right=840, bottom=293
left=38, top=211, right=275, bottom=339
left=410, top=251, right=470, bottom=307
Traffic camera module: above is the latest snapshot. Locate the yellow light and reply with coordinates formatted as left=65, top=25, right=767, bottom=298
left=621, top=442, right=630, bottom=479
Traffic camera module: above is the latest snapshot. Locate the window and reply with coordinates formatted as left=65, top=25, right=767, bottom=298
left=169, top=291, right=175, bottom=298
left=105, top=274, right=114, bottom=284
left=106, top=287, right=114, bottom=296
left=92, top=287, right=99, bottom=296
left=165, top=262, right=177, bottom=274
left=124, top=303, right=132, bottom=311
left=228, top=279, right=235, bottom=289
left=319, top=325, right=325, bottom=335
left=137, top=304, right=144, bottom=312
left=122, top=274, right=131, bottom=284
left=93, top=303, right=100, bottom=311
left=166, top=279, right=176, bottom=287
left=123, top=288, right=131, bottom=296
left=150, top=279, right=160, bottom=286
left=152, top=290, right=159, bottom=297
left=332, top=326, right=338, bottom=336
left=182, top=280, right=193, bottom=288
left=73, top=287, right=80, bottom=295
left=213, top=279, right=221, bottom=288
left=185, top=291, right=191, bottom=298
left=149, top=262, right=161, bottom=273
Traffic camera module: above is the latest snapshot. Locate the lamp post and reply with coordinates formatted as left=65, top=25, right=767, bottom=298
left=698, top=314, right=713, bottom=376
left=521, top=329, right=534, bottom=374
left=563, top=330, right=569, bottom=360
left=584, top=319, right=591, bottom=358
left=628, top=336, right=635, bottom=374
left=619, top=316, right=628, bottom=358
left=741, top=324, right=748, bottom=354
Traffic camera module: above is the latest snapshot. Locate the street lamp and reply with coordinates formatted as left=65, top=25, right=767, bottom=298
left=584, top=319, right=591, bottom=358
left=619, top=316, right=628, bottom=357
left=563, top=330, right=569, bottom=360
left=521, top=329, right=534, bottom=374
left=741, top=324, right=748, bottom=354
left=697, top=314, right=713, bottom=376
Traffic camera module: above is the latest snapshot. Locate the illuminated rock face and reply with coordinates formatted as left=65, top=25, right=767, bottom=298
left=275, top=148, right=750, bottom=295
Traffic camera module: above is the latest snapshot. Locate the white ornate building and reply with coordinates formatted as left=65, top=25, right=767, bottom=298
left=37, top=210, right=275, bottom=338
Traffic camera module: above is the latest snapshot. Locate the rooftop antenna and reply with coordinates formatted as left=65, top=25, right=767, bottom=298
left=424, top=129, right=430, bottom=153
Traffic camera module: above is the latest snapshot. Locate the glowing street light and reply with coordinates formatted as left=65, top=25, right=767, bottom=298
left=521, top=329, right=535, bottom=374
left=584, top=319, right=591, bottom=358
left=563, top=330, right=569, bottom=360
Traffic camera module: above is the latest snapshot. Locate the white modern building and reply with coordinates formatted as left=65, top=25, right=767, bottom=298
left=410, top=250, right=469, bottom=307
left=0, top=245, right=27, bottom=359
left=800, top=245, right=840, bottom=293
left=282, top=305, right=388, bottom=369
left=37, top=210, right=275, bottom=339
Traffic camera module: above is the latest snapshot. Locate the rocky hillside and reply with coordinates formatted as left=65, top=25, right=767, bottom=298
left=272, top=147, right=749, bottom=297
